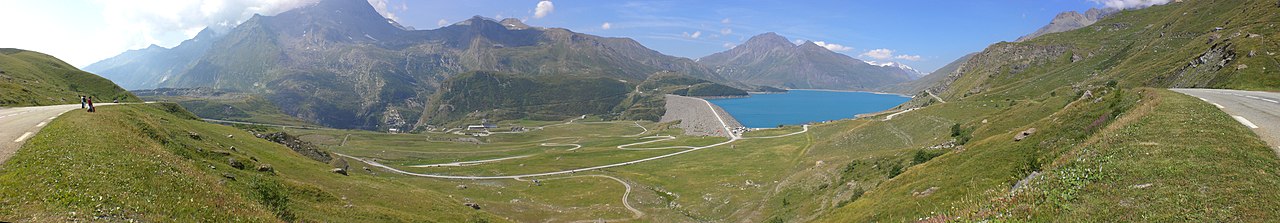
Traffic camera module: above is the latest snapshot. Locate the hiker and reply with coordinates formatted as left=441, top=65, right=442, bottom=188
left=80, top=95, right=86, bottom=109
left=86, top=96, right=95, bottom=112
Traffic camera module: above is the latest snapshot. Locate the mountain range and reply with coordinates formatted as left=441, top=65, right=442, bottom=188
left=698, top=32, right=915, bottom=90
left=86, top=0, right=924, bottom=130
left=86, top=0, right=762, bottom=130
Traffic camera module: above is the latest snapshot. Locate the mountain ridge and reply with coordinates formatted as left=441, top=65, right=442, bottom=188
left=85, top=0, right=744, bottom=130
left=699, top=32, right=915, bottom=90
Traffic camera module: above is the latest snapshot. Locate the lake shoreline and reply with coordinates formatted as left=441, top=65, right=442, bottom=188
left=783, top=88, right=911, bottom=97
left=708, top=90, right=910, bottom=128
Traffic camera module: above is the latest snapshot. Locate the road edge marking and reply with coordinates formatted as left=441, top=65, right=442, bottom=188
left=14, top=132, right=34, bottom=142
left=1211, top=103, right=1225, bottom=109
left=1232, top=116, right=1260, bottom=129
left=36, top=121, right=47, bottom=127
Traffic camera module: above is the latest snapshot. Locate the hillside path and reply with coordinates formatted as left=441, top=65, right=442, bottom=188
left=1172, top=88, right=1280, bottom=154
left=0, top=103, right=118, bottom=164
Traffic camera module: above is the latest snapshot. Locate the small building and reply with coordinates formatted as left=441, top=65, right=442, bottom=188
left=466, top=123, right=498, bottom=131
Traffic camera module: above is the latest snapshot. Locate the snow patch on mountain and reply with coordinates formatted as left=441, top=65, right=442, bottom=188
left=866, top=61, right=926, bottom=80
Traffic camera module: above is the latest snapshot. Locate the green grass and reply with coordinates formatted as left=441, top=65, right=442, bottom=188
left=0, top=48, right=138, bottom=106
left=5, top=1, right=1279, bottom=221
left=141, top=94, right=318, bottom=127
left=0, top=104, right=501, bottom=222
left=1000, top=90, right=1280, bottom=221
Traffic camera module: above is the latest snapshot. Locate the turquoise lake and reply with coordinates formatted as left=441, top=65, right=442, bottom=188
left=707, top=90, right=910, bottom=128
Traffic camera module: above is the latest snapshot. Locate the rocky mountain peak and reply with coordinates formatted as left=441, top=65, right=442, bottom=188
left=456, top=16, right=500, bottom=26
left=742, top=32, right=794, bottom=49
left=499, top=18, right=532, bottom=30
left=797, top=40, right=827, bottom=51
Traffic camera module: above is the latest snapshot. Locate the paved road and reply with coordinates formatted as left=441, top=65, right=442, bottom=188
left=0, top=103, right=117, bottom=164
left=1172, top=88, right=1280, bottom=153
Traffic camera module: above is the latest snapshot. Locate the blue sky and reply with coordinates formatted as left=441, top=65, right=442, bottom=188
left=0, top=0, right=1150, bottom=72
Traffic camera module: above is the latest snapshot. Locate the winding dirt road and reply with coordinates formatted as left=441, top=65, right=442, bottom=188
left=338, top=98, right=811, bottom=180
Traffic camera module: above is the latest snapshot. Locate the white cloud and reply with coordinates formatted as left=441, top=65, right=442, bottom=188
left=721, top=18, right=731, bottom=24
left=859, top=48, right=924, bottom=61
left=366, top=0, right=400, bottom=22
left=793, top=39, right=805, bottom=45
left=601, top=22, right=612, bottom=30
left=683, top=31, right=702, bottom=39
left=534, top=1, right=554, bottom=19
left=860, top=49, right=895, bottom=60
left=438, top=19, right=450, bottom=27
left=1088, top=0, right=1171, bottom=9
left=720, top=28, right=732, bottom=35
left=723, top=42, right=736, bottom=49
left=812, top=41, right=852, bottom=52
left=895, top=54, right=923, bottom=61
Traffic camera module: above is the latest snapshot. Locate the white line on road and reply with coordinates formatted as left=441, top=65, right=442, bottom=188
left=1198, top=97, right=1210, bottom=102
left=1263, top=99, right=1279, bottom=104
left=35, top=122, right=47, bottom=127
left=1232, top=116, right=1260, bottom=129
left=1211, top=103, right=1225, bottom=109
left=13, top=132, right=34, bottom=142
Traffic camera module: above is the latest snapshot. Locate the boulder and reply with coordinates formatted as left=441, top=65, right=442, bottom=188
left=331, top=168, right=348, bottom=175
left=187, top=131, right=202, bottom=140
left=256, top=164, right=274, bottom=173
left=228, top=158, right=246, bottom=170
left=1014, top=128, right=1037, bottom=141
left=456, top=184, right=468, bottom=190
left=912, top=187, right=939, bottom=197
left=222, top=173, right=236, bottom=181
left=464, top=203, right=481, bottom=210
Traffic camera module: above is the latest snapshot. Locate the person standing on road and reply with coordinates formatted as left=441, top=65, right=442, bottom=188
left=86, top=96, right=95, bottom=113
left=80, top=95, right=86, bottom=109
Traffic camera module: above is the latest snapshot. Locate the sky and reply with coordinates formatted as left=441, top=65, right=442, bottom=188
left=0, top=0, right=1172, bottom=73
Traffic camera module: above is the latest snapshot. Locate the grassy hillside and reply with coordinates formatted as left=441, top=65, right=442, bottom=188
left=800, top=1, right=1280, bottom=221
left=134, top=88, right=318, bottom=127
left=417, top=71, right=632, bottom=127
left=877, top=53, right=975, bottom=95
left=612, top=72, right=752, bottom=121
left=0, top=48, right=138, bottom=106
left=0, top=103, right=501, bottom=222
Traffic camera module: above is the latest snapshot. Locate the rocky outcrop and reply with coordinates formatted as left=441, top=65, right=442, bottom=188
left=925, top=43, right=1071, bottom=100
left=1159, top=41, right=1237, bottom=88
left=253, top=131, right=334, bottom=163
left=1014, top=128, right=1037, bottom=141
left=1018, top=8, right=1118, bottom=42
